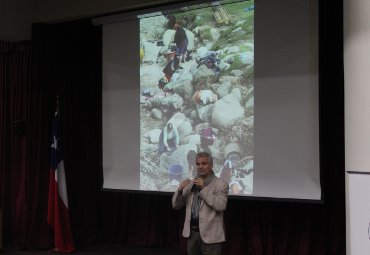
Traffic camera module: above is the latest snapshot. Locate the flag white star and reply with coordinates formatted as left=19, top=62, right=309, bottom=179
left=51, top=135, right=58, bottom=150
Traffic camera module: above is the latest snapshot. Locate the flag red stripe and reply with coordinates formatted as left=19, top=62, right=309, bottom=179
left=47, top=168, right=75, bottom=253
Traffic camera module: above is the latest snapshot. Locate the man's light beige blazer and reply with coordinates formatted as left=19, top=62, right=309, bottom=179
left=172, top=176, right=229, bottom=244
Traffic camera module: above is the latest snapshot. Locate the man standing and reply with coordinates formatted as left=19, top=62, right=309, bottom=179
left=172, top=152, right=229, bottom=255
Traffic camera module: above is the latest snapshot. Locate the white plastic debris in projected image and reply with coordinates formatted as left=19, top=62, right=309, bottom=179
left=139, top=0, right=255, bottom=194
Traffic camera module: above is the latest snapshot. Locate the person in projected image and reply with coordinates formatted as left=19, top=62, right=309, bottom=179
left=158, top=122, right=179, bottom=156
left=218, top=159, right=244, bottom=195
left=173, top=22, right=188, bottom=64
left=172, top=152, right=229, bottom=255
left=162, top=44, right=179, bottom=82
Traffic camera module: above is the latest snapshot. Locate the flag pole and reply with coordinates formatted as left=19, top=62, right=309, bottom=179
left=47, top=95, right=75, bottom=253
left=56, top=95, right=59, bottom=114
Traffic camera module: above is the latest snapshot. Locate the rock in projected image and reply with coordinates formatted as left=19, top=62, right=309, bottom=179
left=139, top=0, right=255, bottom=195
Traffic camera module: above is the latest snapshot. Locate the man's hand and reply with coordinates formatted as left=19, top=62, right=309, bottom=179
left=178, top=179, right=191, bottom=191
left=193, top=177, right=204, bottom=189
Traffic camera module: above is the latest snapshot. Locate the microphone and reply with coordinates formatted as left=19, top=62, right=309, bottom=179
left=191, top=175, right=201, bottom=192
left=191, top=184, right=199, bottom=192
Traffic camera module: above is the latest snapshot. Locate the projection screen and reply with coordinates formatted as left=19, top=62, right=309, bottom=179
left=100, top=0, right=320, bottom=200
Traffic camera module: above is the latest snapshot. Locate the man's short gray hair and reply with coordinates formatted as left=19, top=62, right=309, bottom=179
left=196, top=152, right=213, bottom=166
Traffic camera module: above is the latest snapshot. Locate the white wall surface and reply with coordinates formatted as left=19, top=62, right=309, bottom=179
left=344, top=0, right=370, bottom=173
left=346, top=173, right=370, bottom=255
left=344, top=0, right=370, bottom=254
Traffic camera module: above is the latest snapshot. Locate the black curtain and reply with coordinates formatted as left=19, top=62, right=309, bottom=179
left=1, top=0, right=344, bottom=254
left=31, top=19, right=103, bottom=246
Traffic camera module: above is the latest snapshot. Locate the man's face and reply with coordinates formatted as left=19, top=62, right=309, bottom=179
left=196, top=156, right=213, bottom=178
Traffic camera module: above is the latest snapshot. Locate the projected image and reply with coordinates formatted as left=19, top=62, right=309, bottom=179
left=139, top=0, right=254, bottom=195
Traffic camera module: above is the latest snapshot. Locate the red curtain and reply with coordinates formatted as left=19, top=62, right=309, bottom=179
left=0, top=40, right=50, bottom=249
left=0, top=40, right=29, bottom=246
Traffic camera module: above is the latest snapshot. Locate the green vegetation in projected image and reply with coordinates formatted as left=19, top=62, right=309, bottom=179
left=139, top=0, right=254, bottom=196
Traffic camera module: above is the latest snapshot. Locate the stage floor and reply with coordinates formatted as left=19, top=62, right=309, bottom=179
left=1, top=244, right=179, bottom=254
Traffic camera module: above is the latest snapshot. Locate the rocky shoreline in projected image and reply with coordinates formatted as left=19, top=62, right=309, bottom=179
left=139, top=1, right=254, bottom=195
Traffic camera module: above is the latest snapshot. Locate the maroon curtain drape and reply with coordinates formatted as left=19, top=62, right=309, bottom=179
left=0, top=40, right=30, bottom=245
left=0, top=40, right=51, bottom=249
left=0, top=41, right=51, bottom=249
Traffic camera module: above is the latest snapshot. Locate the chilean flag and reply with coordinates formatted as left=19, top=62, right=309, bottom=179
left=47, top=109, right=75, bottom=253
